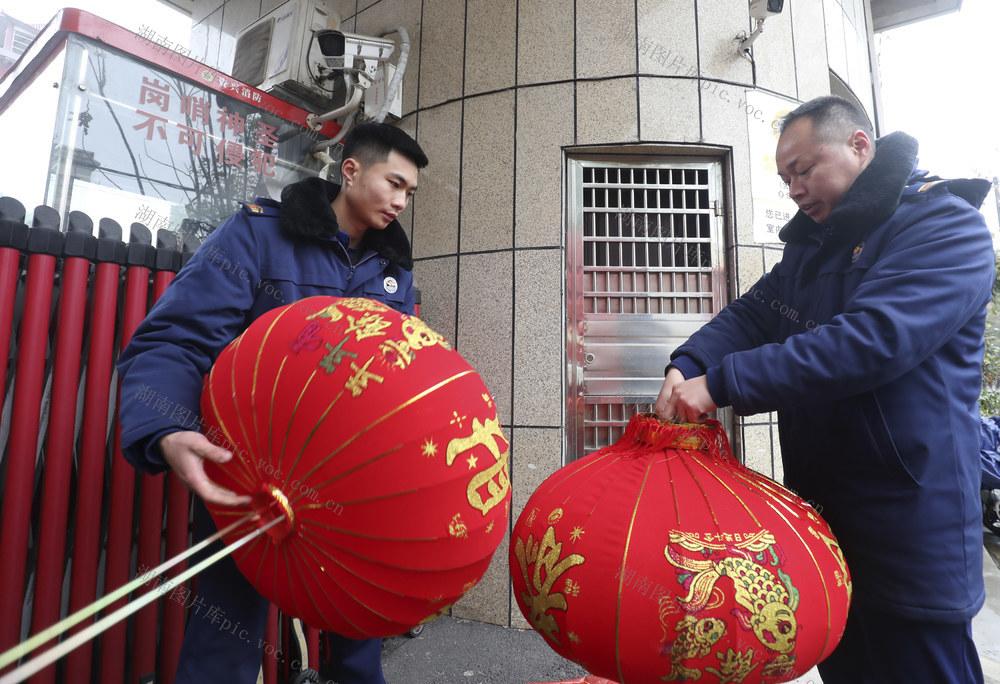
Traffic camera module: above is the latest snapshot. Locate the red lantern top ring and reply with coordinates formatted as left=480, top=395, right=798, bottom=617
left=620, top=414, right=731, bottom=462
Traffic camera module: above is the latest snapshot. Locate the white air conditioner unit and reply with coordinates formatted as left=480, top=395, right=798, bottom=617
left=231, top=0, right=339, bottom=108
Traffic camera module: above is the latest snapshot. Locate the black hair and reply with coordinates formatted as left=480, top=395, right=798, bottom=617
left=341, top=122, right=428, bottom=170
left=779, top=95, right=874, bottom=143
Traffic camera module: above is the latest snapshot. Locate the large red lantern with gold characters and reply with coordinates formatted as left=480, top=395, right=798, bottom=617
left=200, top=296, right=510, bottom=638
left=510, top=415, right=851, bottom=683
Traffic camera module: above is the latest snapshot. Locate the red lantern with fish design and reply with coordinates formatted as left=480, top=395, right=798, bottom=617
left=510, top=415, right=851, bottom=683
left=200, top=296, right=510, bottom=638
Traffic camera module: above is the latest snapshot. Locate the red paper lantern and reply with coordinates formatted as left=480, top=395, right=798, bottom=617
left=201, top=296, right=510, bottom=638
left=510, top=415, right=851, bottom=683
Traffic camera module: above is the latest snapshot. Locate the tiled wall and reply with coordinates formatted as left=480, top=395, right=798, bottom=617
left=187, top=0, right=873, bottom=627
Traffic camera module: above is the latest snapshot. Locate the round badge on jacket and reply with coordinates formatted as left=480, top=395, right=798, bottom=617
left=383, top=276, right=398, bottom=294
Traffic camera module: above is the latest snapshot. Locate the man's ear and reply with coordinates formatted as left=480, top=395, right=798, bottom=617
left=341, top=157, right=361, bottom=187
left=850, top=130, right=873, bottom=165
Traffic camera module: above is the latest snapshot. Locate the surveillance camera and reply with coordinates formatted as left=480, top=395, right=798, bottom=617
left=314, top=30, right=395, bottom=72
left=749, top=0, right=784, bottom=20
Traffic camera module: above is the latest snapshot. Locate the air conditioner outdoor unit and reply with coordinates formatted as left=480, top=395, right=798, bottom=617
left=231, top=0, right=339, bottom=108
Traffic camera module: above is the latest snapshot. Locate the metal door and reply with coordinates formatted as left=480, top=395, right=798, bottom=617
left=566, top=157, right=728, bottom=459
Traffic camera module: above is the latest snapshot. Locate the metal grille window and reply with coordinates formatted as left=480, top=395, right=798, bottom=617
left=583, top=398, right=655, bottom=454
left=581, top=166, right=715, bottom=316
left=567, top=158, right=727, bottom=459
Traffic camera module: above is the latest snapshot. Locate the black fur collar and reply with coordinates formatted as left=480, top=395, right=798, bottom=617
left=778, top=131, right=919, bottom=248
left=278, top=176, right=413, bottom=271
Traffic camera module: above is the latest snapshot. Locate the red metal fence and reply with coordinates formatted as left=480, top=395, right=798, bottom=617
left=0, top=198, right=309, bottom=684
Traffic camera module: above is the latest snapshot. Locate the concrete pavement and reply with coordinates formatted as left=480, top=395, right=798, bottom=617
left=377, top=532, right=1000, bottom=684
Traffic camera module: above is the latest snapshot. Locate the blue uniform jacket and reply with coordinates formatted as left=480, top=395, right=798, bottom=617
left=980, top=416, right=1000, bottom=491
left=118, top=176, right=415, bottom=474
left=669, top=132, right=995, bottom=622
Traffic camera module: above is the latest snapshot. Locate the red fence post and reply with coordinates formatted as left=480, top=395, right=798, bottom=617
left=29, top=211, right=97, bottom=684
left=0, top=197, right=28, bottom=398
left=100, top=224, right=156, bottom=684
left=65, top=218, right=127, bottom=679
left=153, top=229, right=193, bottom=684
left=263, top=605, right=279, bottom=684
left=0, top=206, right=64, bottom=666
left=131, top=227, right=184, bottom=683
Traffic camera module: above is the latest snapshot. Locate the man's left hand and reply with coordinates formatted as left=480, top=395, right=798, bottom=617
left=661, top=376, right=717, bottom=423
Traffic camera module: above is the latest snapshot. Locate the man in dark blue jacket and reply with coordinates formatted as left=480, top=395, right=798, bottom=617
left=117, top=122, right=427, bottom=684
left=655, top=96, right=993, bottom=683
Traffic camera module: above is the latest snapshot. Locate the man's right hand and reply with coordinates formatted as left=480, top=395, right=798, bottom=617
left=653, top=366, right=686, bottom=421
left=159, top=431, right=252, bottom=507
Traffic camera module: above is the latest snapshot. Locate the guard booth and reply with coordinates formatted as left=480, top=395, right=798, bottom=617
left=0, top=9, right=339, bottom=683
left=0, top=9, right=336, bottom=236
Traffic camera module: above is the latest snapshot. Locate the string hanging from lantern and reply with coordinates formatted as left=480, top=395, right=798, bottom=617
left=0, top=511, right=278, bottom=684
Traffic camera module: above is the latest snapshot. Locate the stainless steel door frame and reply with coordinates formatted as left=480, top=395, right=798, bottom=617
left=566, top=155, right=729, bottom=460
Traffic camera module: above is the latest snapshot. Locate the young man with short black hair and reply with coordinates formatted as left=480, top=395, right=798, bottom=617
left=118, top=122, right=428, bottom=684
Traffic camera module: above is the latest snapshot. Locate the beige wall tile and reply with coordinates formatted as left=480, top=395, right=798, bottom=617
left=740, top=422, right=779, bottom=480
left=517, top=0, right=574, bottom=85
left=576, top=77, right=638, bottom=146
left=637, top=0, right=697, bottom=77
left=419, top=0, right=466, bottom=108
left=452, top=525, right=511, bottom=625
left=458, top=251, right=514, bottom=425
left=698, top=86, right=755, bottom=248
left=413, top=102, right=462, bottom=259
left=751, top=9, right=797, bottom=98
left=510, top=427, right=562, bottom=520
left=576, top=0, right=636, bottom=79
left=513, top=251, right=563, bottom=427
left=735, top=245, right=766, bottom=299
left=413, top=255, right=457, bottom=345
left=460, top=90, right=515, bottom=253
left=515, top=82, right=574, bottom=249
left=637, top=77, right=700, bottom=143
left=743, top=420, right=784, bottom=482
left=394, top=113, right=417, bottom=146
left=695, top=0, right=753, bottom=86
left=393, top=115, right=417, bottom=237
left=465, top=0, right=517, bottom=95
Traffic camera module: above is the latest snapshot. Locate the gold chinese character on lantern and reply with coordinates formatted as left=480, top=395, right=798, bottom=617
left=306, top=303, right=345, bottom=323
left=512, top=525, right=585, bottom=644
left=344, top=357, right=384, bottom=397
left=445, top=417, right=510, bottom=515
left=345, top=313, right=391, bottom=341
